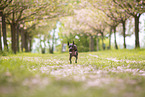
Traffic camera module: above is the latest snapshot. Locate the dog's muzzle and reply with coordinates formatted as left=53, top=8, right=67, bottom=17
left=69, top=47, right=74, bottom=54
left=69, top=47, right=73, bottom=52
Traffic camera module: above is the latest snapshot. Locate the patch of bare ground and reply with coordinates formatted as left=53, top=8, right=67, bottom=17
left=0, top=86, right=15, bottom=94
left=89, top=54, right=145, bottom=76
left=30, top=63, right=145, bottom=88
left=89, top=54, right=145, bottom=63
left=38, top=64, right=113, bottom=87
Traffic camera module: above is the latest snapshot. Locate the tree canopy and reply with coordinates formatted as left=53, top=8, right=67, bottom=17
left=0, top=0, right=145, bottom=53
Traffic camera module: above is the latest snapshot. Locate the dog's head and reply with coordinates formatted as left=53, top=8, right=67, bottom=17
left=68, top=41, right=75, bottom=50
left=68, top=41, right=78, bottom=56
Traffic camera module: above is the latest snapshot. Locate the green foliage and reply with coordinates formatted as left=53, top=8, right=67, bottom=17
left=0, top=47, right=13, bottom=56
left=59, top=33, right=90, bottom=52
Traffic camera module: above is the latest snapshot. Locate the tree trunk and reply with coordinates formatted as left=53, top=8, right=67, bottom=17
left=96, top=33, right=99, bottom=51
left=134, top=16, right=140, bottom=48
left=0, top=24, right=2, bottom=51
left=24, top=32, right=28, bottom=52
left=89, top=35, right=94, bottom=51
left=108, top=27, right=112, bottom=49
left=113, top=27, right=118, bottom=49
left=17, top=25, right=20, bottom=52
left=52, top=30, right=55, bottom=54
left=101, top=32, right=105, bottom=50
left=21, top=31, right=29, bottom=52
left=29, top=36, right=32, bottom=52
left=21, top=30, right=25, bottom=52
left=50, top=29, right=56, bottom=54
left=10, top=23, right=17, bottom=54
left=122, top=21, right=126, bottom=49
left=1, top=12, right=8, bottom=50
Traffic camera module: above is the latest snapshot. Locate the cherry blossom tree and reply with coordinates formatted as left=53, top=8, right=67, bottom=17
left=0, top=0, right=12, bottom=51
left=113, top=0, right=145, bottom=48
left=0, top=24, right=2, bottom=51
left=60, top=5, right=109, bottom=51
left=2, top=0, right=77, bottom=54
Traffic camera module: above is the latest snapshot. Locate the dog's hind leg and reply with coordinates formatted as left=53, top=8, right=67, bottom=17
left=69, top=54, right=72, bottom=64
left=75, top=52, right=78, bottom=63
left=75, top=58, right=77, bottom=63
left=75, top=56, right=77, bottom=63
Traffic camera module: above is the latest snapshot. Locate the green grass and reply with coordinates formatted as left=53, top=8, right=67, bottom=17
left=0, top=49, right=145, bottom=97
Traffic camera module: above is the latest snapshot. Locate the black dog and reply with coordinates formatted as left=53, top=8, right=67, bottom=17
left=68, top=41, right=78, bottom=64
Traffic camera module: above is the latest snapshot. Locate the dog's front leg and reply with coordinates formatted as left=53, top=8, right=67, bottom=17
left=69, top=54, right=72, bottom=64
left=75, top=57, right=77, bottom=63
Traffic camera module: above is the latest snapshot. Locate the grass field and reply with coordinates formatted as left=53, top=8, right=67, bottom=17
left=0, top=49, right=145, bottom=97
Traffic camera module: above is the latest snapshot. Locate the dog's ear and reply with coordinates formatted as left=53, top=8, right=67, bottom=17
left=73, top=41, right=74, bottom=45
left=68, top=42, right=69, bottom=46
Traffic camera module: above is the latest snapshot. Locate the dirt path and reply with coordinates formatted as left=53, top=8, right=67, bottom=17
left=89, top=54, right=145, bottom=63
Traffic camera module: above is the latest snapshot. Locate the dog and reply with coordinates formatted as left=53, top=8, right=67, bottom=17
left=68, top=41, right=78, bottom=64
